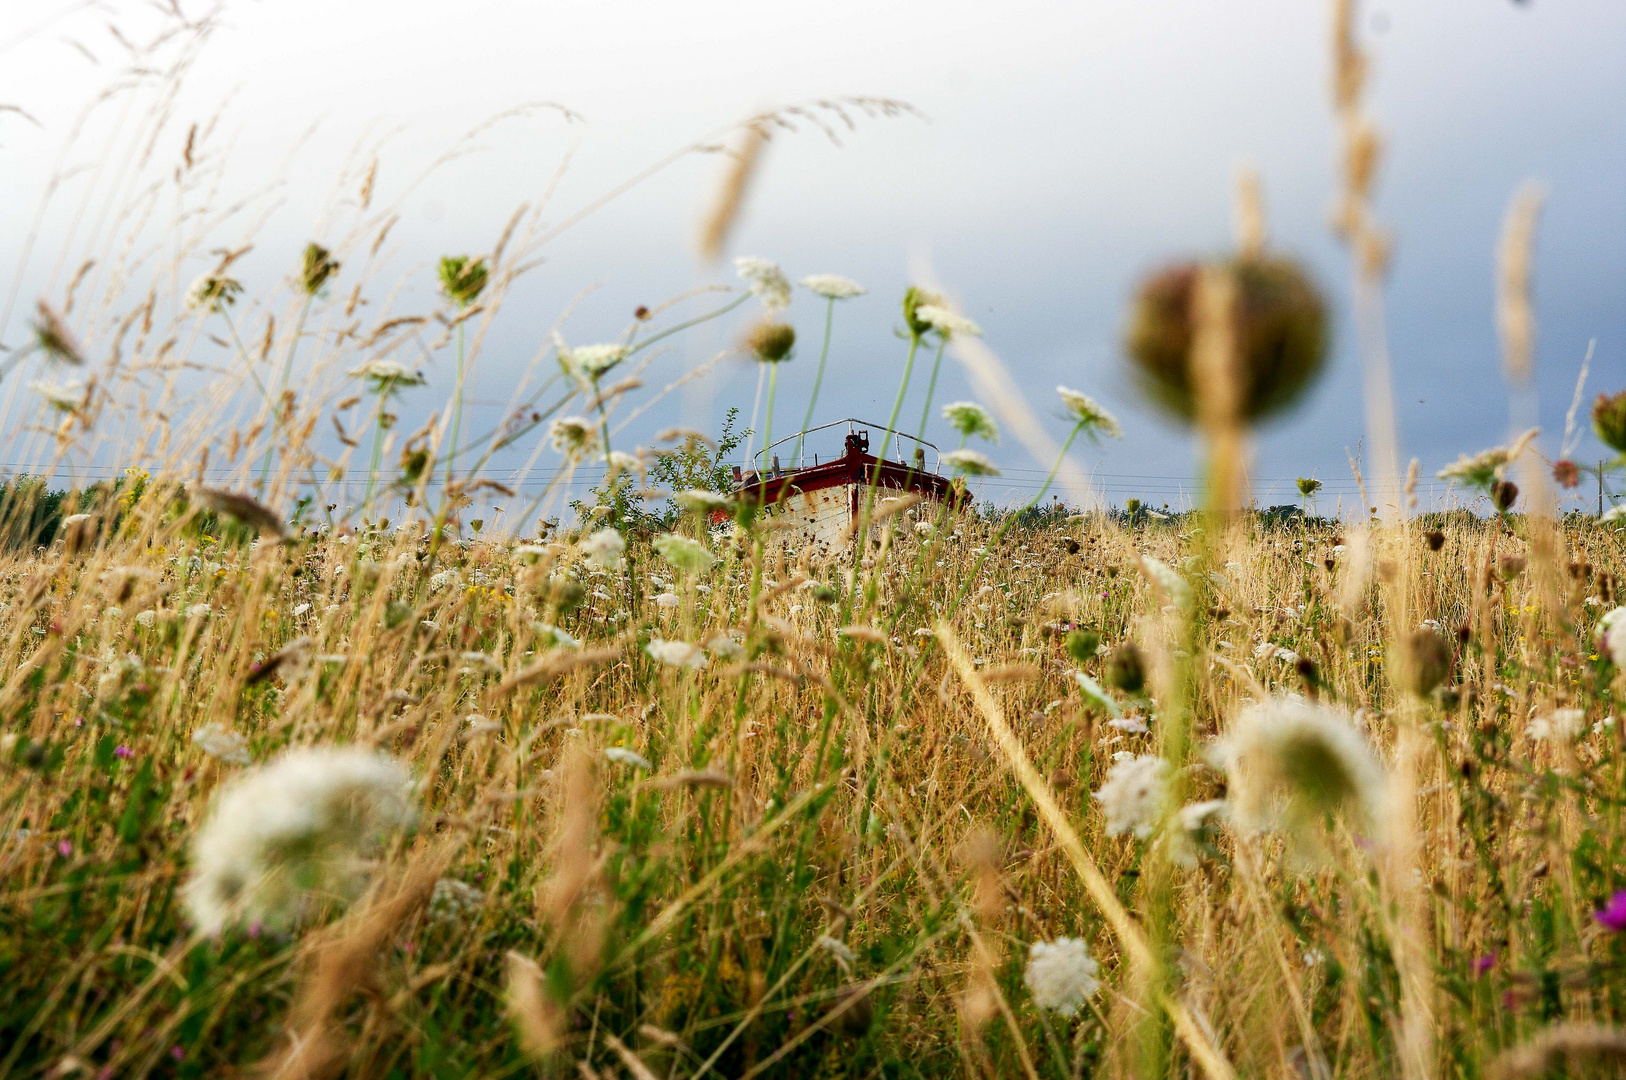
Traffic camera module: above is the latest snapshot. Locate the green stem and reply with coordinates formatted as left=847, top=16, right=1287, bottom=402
left=445, top=320, right=466, bottom=487
left=762, top=362, right=780, bottom=473
left=914, top=335, right=948, bottom=449
left=792, top=298, right=836, bottom=468
left=361, top=392, right=388, bottom=512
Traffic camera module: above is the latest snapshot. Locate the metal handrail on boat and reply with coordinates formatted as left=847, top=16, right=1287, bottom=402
left=748, top=419, right=941, bottom=474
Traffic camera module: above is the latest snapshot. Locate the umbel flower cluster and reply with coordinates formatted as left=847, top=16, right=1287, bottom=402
left=183, top=747, right=416, bottom=934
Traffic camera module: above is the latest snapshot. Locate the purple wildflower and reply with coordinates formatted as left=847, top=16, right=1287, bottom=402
left=114, top=745, right=133, bottom=759
left=57, top=840, right=72, bottom=857
left=1473, top=953, right=1496, bottom=976
left=1594, top=890, right=1626, bottom=932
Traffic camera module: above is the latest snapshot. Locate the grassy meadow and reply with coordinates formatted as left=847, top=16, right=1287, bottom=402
left=5, top=3, right=1626, bottom=1078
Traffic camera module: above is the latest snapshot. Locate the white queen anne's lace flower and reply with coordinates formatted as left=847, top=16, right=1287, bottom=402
left=646, top=638, right=706, bottom=668
left=29, top=379, right=85, bottom=412
left=1209, top=698, right=1386, bottom=850
left=191, top=723, right=251, bottom=765
left=1024, top=937, right=1101, bottom=1016
left=548, top=416, right=600, bottom=460
left=1094, top=754, right=1169, bottom=838
left=428, top=878, right=485, bottom=924
left=913, top=304, right=982, bottom=339
left=1527, top=708, right=1586, bottom=743
left=579, top=527, right=625, bottom=570
left=1056, top=386, right=1122, bottom=439
left=349, top=359, right=426, bottom=394
left=943, top=449, right=1000, bottom=477
left=556, top=337, right=627, bottom=386
left=1596, top=607, right=1626, bottom=668
left=653, top=533, right=715, bottom=574
left=183, top=746, right=415, bottom=934
left=735, top=256, right=792, bottom=310
left=604, top=746, right=653, bottom=769
left=800, top=274, right=865, bottom=299
left=941, top=401, right=998, bottom=443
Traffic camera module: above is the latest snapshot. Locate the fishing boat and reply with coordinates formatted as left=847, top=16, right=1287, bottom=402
left=731, top=420, right=963, bottom=553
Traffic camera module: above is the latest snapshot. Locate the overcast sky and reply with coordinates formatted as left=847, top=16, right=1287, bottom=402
left=3, top=0, right=1623, bottom=515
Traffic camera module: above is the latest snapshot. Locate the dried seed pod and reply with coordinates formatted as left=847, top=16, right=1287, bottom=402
left=1490, top=479, right=1519, bottom=512
left=1403, top=629, right=1453, bottom=697
left=1125, top=256, right=1329, bottom=424
left=1424, top=529, right=1446, bottom=551
left=1103, top=643, right=1146, bottom=694
left=745, top=321, right=795, bottom=363
left=191, top=486, right=288, bottom=539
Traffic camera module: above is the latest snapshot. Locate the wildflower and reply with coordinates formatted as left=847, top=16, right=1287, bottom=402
left=745, top=321, right=796, bottom=363
left=1595, top=608, right=1626, bottom=667
left=114, top=745, right=134, bottom=760
left=1296, top=477, right=1322, bottom=498
left=646, top=638, right=706, bottom=668
left=606, top=450, right=640, bottom=478
left=943, top=449, right=1000, bottom=477
left=548, top=416, right=600, bottom=459
left=1093, top=754, right=1169, bottom=838
left=901, top=286, right=944, bottom=336
left=349, top=358, right=427, bottom=396
left=579, top=528, right=625, bottom=570
left=301, top=242, right=340, bottom=296
left=186, top=604, right=211, bottom=619
left=941, top=401, right=999, bottom=443
left=183, top=746, right=415, bottom=934
left=654, top=592, right=680, bottom=609
left=604, top=746, right=653, bottom=769
left=1437, top=446, right=1512, bottom=490
left=914, top=520, right=933, bottom=535
left=185, top=275, right=243, bottom=313
left=438, top=255, right=488, bottom=307
left=29, top=379, right=85, bottom=412
left=913, top=303, right=982, bottom=339
left=705, top=634, right=745, bottom=660
left=734, top=256, right=792, bottom=309
left=1209, top=698, right=1386, bottom=852
left=653, top=533, right=715, bottom=574
left=1023, top=937, right=1101, bottom=1016
left=1595, top=891, right=1626, bottom=932
left=1527, top=709, right=1586, bottom=743
left=1140, top=556, right=1191, bottom=608
left=192, top=724, right=251, bottom=765
left=31, top=300, right=84, bottom=365
left=1594, top=390, right=1626, bottom=454
left=135, top=610, right=157, bottom=628
left=801, top=274, right=866, bottom=299
left=556, top=338, right=627, bottom=385
left=1553, top=459, right=1582, bottom=489
left=674, top=489, right=732, bottom=514
left=428, top=878, right=485, bottom=923
left=1166, top=800, right=1228, bottom=868
left=428, top=569, right=460, bottom=593
left=1124, top=256, right=1328, bottom=424
left=1056, top=386, right=1122, bottom=439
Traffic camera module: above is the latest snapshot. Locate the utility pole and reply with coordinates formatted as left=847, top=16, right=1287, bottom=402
left=1601, top=460, right=1606, bottom=519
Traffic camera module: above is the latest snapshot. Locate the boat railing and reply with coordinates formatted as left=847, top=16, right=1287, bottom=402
left=748, top=419, right=941, bottom=475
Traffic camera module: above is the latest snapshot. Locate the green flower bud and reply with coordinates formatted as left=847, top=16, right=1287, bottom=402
left=301, top=242, right=340, bottom=296
left=1593, top=391, right=1626, bottom=454
left=746, top=321, right=796, bottom=363
left=438, top=255, right=489, bottom=308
